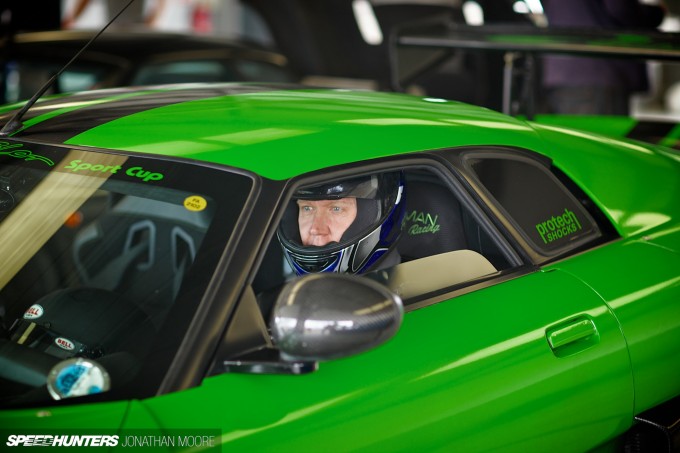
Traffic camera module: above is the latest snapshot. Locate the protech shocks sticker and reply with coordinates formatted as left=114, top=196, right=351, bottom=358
left=535, top=208, right=582, bottom=244
left=403, top=210, right=441, bottom=235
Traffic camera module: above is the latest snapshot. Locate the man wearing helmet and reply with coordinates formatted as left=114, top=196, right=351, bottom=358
left=277, top=172, right=405, bottom=275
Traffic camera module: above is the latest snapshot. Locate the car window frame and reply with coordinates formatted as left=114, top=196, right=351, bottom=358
left=241, top=155, right=533, bottom=316
left=438, top=145, right=617, bottom=265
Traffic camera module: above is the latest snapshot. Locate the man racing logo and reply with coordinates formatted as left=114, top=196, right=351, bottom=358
left=535, top=208, right=582, bottom=244
left=403, top=210, right=440, bottom=236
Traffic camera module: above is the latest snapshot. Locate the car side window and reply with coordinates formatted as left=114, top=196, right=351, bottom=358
left=462, top=152, right=603, bottom=256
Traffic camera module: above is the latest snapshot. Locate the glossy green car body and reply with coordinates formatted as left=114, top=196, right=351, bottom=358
left=0, top=84, right=678, bottom=452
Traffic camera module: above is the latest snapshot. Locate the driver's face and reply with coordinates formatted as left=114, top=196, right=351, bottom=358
left=297, top=197, right=357, bottom=246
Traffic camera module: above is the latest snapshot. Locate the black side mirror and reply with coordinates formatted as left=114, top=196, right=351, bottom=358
left=270, top=273, right=403, bottom=362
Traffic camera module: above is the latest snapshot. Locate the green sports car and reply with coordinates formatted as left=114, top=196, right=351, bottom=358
left=0, top=83, right=678, bottom=452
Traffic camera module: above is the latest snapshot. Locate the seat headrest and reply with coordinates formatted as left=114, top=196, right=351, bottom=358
left=399, top=179, right=467, bottom=261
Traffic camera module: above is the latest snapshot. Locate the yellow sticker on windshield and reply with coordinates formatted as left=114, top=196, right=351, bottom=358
left=184, top=196, right=207, bottom=212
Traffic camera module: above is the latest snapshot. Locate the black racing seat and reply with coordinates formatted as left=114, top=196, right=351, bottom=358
left=399, top=175, right=512, bottom=271
left=72, top=195, right=209, bottom=327
left=398, top=176, right=467, bottom=262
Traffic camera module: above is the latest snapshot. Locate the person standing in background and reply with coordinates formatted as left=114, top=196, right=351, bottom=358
left=542, top=0, right=666, bottom=115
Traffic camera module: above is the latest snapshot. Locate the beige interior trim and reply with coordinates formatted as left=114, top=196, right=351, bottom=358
left=369, top=249, right=498, bottom=300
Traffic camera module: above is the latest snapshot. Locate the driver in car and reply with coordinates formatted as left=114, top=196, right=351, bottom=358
left=277, top=172, right=405, bottom=275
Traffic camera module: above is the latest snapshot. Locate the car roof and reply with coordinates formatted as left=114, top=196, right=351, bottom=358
left=1, top=83, right=544, bottom=179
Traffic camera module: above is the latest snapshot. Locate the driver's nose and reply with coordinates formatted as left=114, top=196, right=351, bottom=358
left=309, top=211, right=330, bottom=236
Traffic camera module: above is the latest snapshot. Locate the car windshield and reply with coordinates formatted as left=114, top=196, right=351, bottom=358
left=0, top=140, right=253, bottom=408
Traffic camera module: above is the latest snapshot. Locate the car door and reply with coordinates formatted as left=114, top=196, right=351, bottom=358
left=137, top=155, right=634, bottom=452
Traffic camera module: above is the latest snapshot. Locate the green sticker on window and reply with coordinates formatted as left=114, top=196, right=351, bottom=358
left=535, top=208, right=582, bottom=244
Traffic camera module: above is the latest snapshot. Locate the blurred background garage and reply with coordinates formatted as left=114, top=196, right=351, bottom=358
left=1, top=0, right=679, bottom=121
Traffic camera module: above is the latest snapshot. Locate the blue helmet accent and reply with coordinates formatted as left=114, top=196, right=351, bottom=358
left=278, top=172, right=405, bottom=275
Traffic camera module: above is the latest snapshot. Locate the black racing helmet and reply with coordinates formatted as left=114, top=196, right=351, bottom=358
left=8, top=288, right=151, bottom=360
left=277, top=172, right=405, bottom=275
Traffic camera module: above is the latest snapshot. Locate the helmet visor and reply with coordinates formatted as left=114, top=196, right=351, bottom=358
left=294, top=175, right=380, bottom=201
